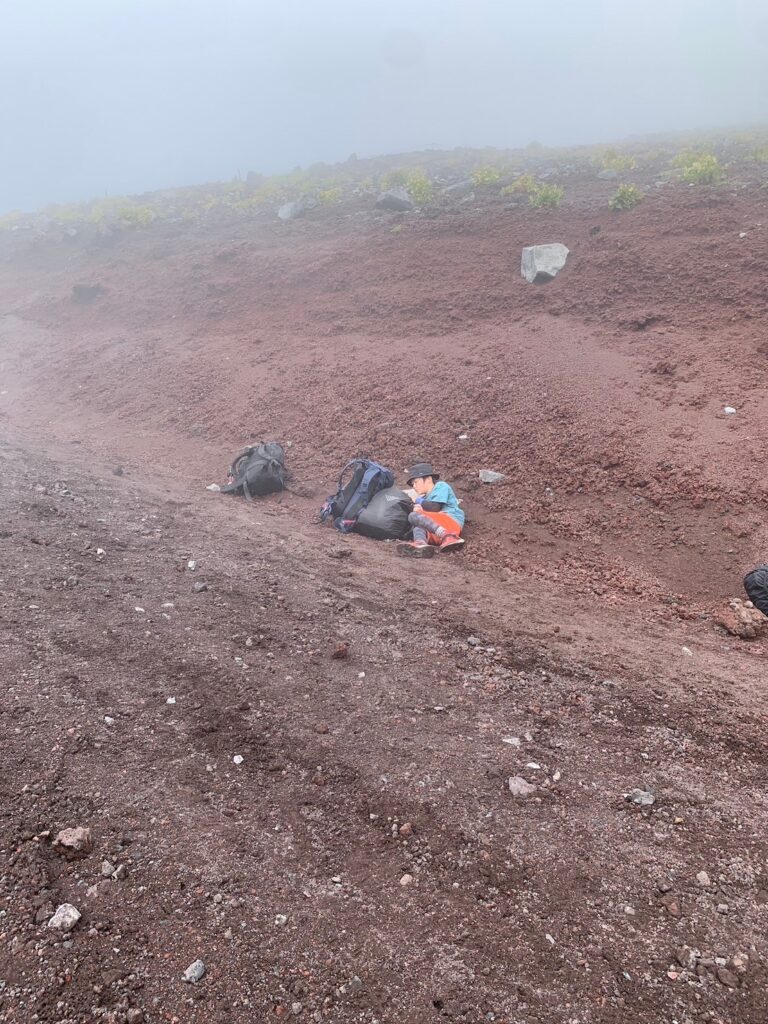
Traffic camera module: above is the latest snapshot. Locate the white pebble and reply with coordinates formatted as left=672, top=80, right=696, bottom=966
left=233, top=754, right=244, bottom=765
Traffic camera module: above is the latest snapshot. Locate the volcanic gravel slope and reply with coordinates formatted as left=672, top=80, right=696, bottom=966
left=1, top=168, right=768, bottom=1024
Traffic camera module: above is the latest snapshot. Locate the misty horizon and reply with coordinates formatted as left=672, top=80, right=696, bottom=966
left=3, top=0, right=768, bottom=214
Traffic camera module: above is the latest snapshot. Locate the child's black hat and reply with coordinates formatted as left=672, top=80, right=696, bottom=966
left=406, top=462, right=440, bottom=486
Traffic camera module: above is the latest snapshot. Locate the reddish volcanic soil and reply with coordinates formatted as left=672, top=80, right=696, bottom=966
left=1, top=169, right=768, bottom=1024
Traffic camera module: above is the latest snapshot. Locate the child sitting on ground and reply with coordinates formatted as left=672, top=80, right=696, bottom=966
left=397, top=462, right=465, bottom=558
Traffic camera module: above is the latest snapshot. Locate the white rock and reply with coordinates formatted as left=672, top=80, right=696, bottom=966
left=479, top=469, right=505, bottom=484
left=399, top=873, right=414, bottom=886
left=182, top=959, right=206, bottom=983
left=206, top=483, right=221, bottom=491
left=681, top=647, right=693, bottom=657
left=104, top=716, right=115, bottom=726
left=502, top=736, right=521, bottom=747
left=275, top=914, right=288, bottom=926
left=187, top=560, right=197, bottom=571
left=508, top=776, right=537, bottom=798
left=233, top=754, right=244, bottom=765
left=723, top=406, right=736, bottom=415
left=166, top=697, right=176, bottom=705
left=48, top=903, right=81, bottom=930
left=696, top=870, right=711, bottom=887
left=521, top=243, right=569, bottom=284
left=458, top=433, right=469, bottom=441
left=627, top=788, right=655, bottom=806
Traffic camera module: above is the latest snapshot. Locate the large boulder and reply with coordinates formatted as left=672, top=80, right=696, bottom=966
left=521, top=243, right=569, bottom=284
left=277, top=197, right=315, bottom=221
left=714, top=598, right=767, bottom=639
left=375, top=188, right=414, bottom=212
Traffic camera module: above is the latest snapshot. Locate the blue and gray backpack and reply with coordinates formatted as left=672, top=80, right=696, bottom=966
left=319, top=459, right=395, bottom=533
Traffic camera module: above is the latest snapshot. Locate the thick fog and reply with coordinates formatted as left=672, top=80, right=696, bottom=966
left=2, top=0, right=767, bottom=213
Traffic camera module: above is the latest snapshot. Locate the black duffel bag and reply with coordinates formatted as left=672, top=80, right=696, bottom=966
left=744, top=565, right=768, bottom=616
left=221, top=442, right=286, bottom=500
left=354, top=486, right=413, bottom=541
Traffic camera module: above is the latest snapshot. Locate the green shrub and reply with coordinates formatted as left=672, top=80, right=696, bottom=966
left=672, top=150, right=724, bottom=184
left=117, top=205, right=156, bottom=226
left=600, top=148, right=637, bottom=173
left=0, top=211, right=23, bottom=230
left=529, top=183, right=564, bottom=209
left=471, top=165, right=502, bottom=186
left=609, top=184, right=644, bottom=210
left=381, top=168, right=409, bottom=190
left=501, top=174, right=536, bottom=196
left=404, top=169, right=434, bottom=205
left=316, top=187, right=343, bottom=205
left=379, top=167, right=433, bottom=204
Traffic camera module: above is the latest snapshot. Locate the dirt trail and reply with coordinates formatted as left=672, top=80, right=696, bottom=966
left=1, top=175, right=768, bottom=1023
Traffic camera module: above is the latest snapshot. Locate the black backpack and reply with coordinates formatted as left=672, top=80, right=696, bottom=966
left=744, top=565, right=768, bottom=616
left=319, top=459, right=395, bottom=532
left=355, top=487, right=414, bottom=541
left=221, top=443, right=286, bottom=500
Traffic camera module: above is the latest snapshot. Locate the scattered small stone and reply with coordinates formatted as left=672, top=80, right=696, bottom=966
left=104, top=716, right=115, bottom=727
left=458, top=433, right=469, bottom=441
left=126, top=1010, right=144, bottom=1024
left=112, top=864, right=128, bottom=881
left=399, top=823, right=413, bottom=838
left=187, top=560, right=197, bottom=570
left=166, top=697, right=176, bottom=705
left=53, top=826, right=93, bottom=860
left=193, top=581, right=209, bottom=593
left=399, top=873, right=413, bottom=886
left=233, top=755, right=244, bottom=765
left=502, top=736, right=521, bottom=747
left=101, top=860, right=116, bottom=877
left=681, top=646, right=693, bottom=657
left=624, top=905, right=636, bottom=915
left=275, top=914, right=288, bottom=926
left=508, top=776, right=537, bottom=798
left=696, top=871, right=711, bottom=888
left=182, top=959, right=206, bottom=984
left=723, top=406, right=737, bottom=415
left=716, top=967, right=739, bottom=989
left=292, top=1003, right=303, bottom=1016
left=479, top=469, right=505, bottom=484
left=332, top=641, right=349, bottom=660
left=716, top=903, right=729, bottom=914
left=113, top=466, right=124, bottom=477
left=48, top=903, right=81, bottom=930
left=206, top=483, right=221, bottom=491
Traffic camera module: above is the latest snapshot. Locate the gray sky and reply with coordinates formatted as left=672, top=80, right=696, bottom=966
left=2, top=0, right=767, bottom=213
